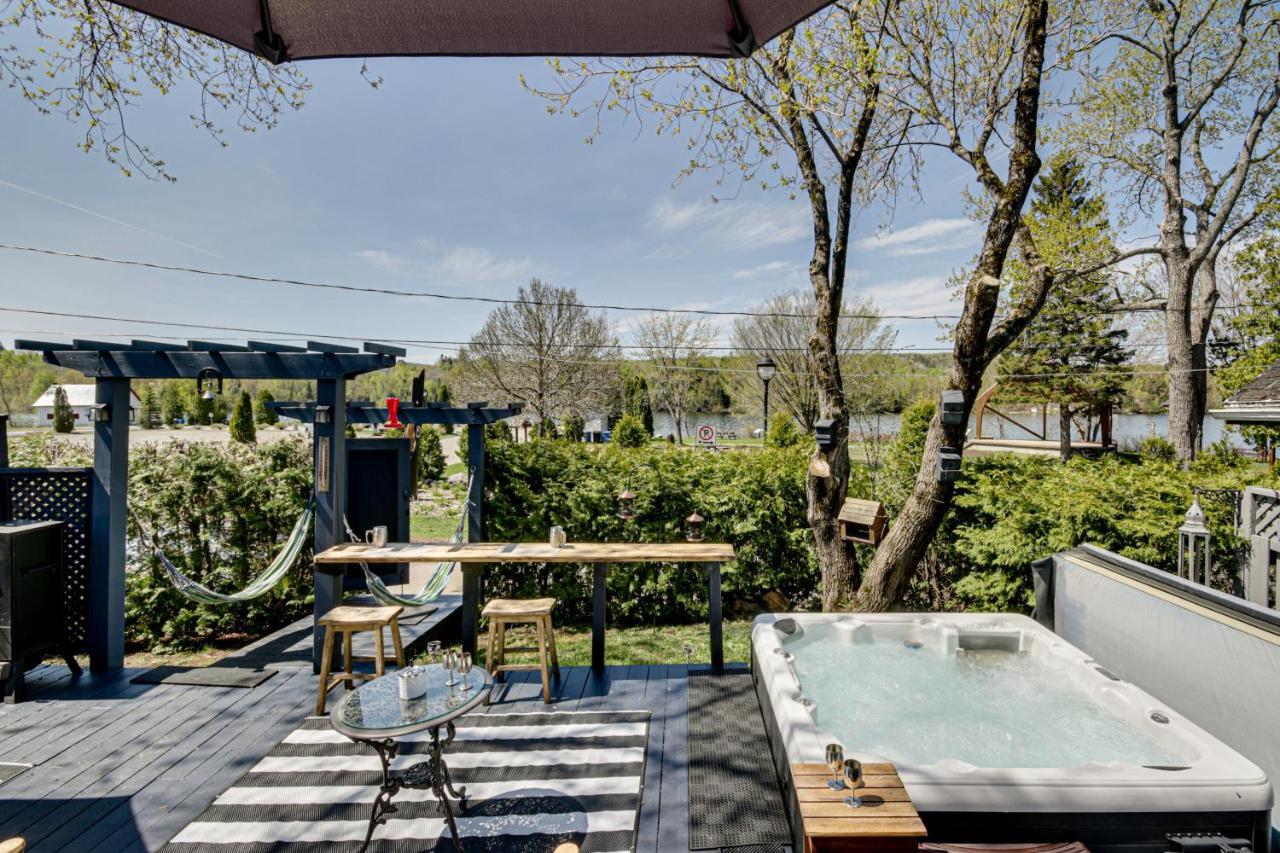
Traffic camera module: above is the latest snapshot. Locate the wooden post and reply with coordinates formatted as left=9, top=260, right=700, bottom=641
left=461, top=422, right=486, bottom=654
left=312, top=377, right=348, bottom=673
left=90, top=378, right=131, bottom=671
left=707, top=562, right=723, bottom=672
left=592, top=563, right=608, bottom=672
left=0, top=414, right=8, bottom=468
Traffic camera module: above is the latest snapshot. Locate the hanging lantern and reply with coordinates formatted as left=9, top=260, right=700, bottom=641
left=1178, top=495, right=1212, bottom=585
left=385, top=396, right=404, bottom=430
left=685, top=510, right=705, bottom=542
left=617, top=489, right=637, bottom=521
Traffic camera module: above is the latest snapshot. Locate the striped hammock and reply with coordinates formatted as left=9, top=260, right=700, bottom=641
left=346, top=472, right=474, bottom=608
left=139, top=500, right=314, bottom=605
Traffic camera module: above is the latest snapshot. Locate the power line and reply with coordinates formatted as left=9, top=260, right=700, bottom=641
left=0, top=243, right=1258, bottom=323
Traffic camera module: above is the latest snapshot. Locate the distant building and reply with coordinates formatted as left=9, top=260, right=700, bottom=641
left=1210, top=360, right=1280, bottom=427
left=31, top=384, right=139, bottom=425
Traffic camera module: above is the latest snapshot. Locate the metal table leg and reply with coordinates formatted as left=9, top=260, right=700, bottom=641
left=360, top=722, right=467, bottom=852
left=707, top=562, right=723, bottom=672
left=592, top=562, right=608, bottom=672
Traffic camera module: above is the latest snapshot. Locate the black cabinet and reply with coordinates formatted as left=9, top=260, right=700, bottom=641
left=0, top=519, right=81, bottom=702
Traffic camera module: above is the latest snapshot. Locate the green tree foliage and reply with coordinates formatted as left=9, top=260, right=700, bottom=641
left=255, top=388, right=279, bottom=426
left=483, top=440, right=831, bottom=623
left=621, top=372, right=655, bottom=434
left=185, top=382, right=214, bottom=425
left=563, top=413, right=586, bottom=443
left=611, top=414, right=649, bottom=448
left=457, top=420, right=514, bottom=465
left=997, top=156, right=1130, bottom=459
left=139, top=386, right=160, bottom=429
left=1138, top=435, right=1177, bottom=463
left=0, top=351, right=78, bottom=415
left=229, top=390, right=256, bottom=444
left=418, top=427, right=446, bottom=483
left=1215, top=234, right=1280, bottom=450
left=51, top=385, right=75, bottom=433
left=879, top=399, right=935, bottom=515
left=765, top=413, right=804, bottom=448
left=161, top=383, right=184, bottom=427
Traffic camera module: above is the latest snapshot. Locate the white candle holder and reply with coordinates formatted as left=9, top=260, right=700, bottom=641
left=398, top=666, right=428, bottom=700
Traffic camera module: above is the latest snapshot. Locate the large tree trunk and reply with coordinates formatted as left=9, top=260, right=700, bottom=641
left=1164, top=252, right=1199, bottom=462
left=1059, top=404, right=1073, bottom=462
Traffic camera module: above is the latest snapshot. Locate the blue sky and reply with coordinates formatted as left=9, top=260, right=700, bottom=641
left=0, top=53, right=983, bottom=358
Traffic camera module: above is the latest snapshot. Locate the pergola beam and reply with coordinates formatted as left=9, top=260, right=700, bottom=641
left=269, top=401, right=523, bottom=426
left=15, top=341, right=396, bottom=380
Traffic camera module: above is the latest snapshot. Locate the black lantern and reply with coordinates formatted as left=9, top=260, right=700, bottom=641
left=685, top=510, right=705, bottom=542
left=197, top=367, right=223, bottom=401
left=617, top=489, right=637, bottom=521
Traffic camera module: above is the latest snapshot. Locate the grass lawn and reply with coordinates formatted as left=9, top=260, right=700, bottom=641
left=411, top=513, right=460, bottom=541
left=419, top=620, right=754, bottom=668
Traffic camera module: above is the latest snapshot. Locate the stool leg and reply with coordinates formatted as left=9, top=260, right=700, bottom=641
left=495, top=621, right=507, bottom=683
left=390, top=616, right=406, bottom=668
left=342, top=630, right=354, bottom=690
left=316, top=625, right=336, bottom=715
left=485, top=620, right=497, bottom=675
left=535, top=617, right=552, bottom=703
left=374, top=627, right=386, bottom=678
left=545, top=615, right=561, bottom=680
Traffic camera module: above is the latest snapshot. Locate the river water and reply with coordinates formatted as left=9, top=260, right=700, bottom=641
left=654, top=411, right=1240, bottom=449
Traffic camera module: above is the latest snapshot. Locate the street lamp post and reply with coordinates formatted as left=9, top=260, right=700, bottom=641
left=756, top=356, right=777, bottom=441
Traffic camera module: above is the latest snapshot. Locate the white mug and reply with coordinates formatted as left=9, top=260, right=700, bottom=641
left=365, top=525, right=389, bottom=548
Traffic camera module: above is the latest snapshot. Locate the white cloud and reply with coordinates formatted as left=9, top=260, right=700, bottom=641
left=356, top=249, right=409, bottom=270
left=647, top=198, right=809, bottom=248
left=857, top=274, right=960, bottom=316
left=854, top=218, right=978, bottom=256
left=731, top=260, right=795, bottom=280
left=437, top=245, right=535, bottom=283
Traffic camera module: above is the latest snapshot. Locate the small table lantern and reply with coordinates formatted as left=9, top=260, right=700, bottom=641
left=838, top=499, right=887, bottom=546
left=1177, top=495, right=1212, bottom=585
left=685, top=510, right=705, bottom=542
left=617, top=489, right=637, bottom=521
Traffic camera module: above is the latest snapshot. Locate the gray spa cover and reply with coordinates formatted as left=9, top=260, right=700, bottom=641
left=107, top=1, right=834, bottom=61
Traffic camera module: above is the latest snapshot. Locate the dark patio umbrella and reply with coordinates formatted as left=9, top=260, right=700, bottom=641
left=109, top=0, right=834, bottom=63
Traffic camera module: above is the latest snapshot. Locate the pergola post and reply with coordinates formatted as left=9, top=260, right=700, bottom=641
left=312, top=377, right=348, bottom=672
left=461, top=422, right=486, bottom=654
left=90, top=378, right=131, bottom=672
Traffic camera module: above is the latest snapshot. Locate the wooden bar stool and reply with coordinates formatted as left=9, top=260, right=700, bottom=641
left=483, top=597, right=560, bottom=703
left=315, top=605, right=406, bottom=715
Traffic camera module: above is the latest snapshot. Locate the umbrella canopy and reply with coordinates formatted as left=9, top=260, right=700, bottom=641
left=110, top=0, right=834, bottom=63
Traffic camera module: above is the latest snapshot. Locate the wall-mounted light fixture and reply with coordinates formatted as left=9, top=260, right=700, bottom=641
left=91, top=403, right=111, bottom=422
left=314, top=404, right=333, bottom=425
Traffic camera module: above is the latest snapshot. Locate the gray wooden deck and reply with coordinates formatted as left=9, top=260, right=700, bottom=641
left=0, top=657, right=712, bottom=852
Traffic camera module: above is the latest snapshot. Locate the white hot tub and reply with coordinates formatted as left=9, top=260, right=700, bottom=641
left=752, top=613, right=1273, bottom=851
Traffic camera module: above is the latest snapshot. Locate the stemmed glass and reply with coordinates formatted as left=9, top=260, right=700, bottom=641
left=825, top=743, right=845, bottom=790
left=443, top=650, right=459, bottom=687
left=842, top=758, right=865, bottom=808
left=457, top=652, right=473, bottom=692
left=427, top=641, right=442, bottom=666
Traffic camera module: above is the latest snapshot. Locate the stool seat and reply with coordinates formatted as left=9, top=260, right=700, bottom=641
left=482, top=597, right=556, bottom=618
left=484, top=598, right=560, bottom=703
left=315, top=604, right=406, bottom=715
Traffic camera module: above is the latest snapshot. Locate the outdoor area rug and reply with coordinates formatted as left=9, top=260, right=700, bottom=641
left=132, top=665, right=276, bottom=688
left=687, top=670, right=789, bottom=852
left=162, top=710, right=650, bottom=852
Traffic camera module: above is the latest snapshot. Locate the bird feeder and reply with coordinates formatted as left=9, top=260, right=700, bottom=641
left=937, top=447, right=963, bottom=483
left=838, top=499, right=887, bottom=546
left=1178, top=496, right=1212, bottom=585
left=384, top=397, right=404, bottom=430
left=685, top=510, right=705, bottom=543
left=617, top=489, right=637, bottom=521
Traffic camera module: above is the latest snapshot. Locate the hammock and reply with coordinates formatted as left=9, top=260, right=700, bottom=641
left=345, top=472, right=474, bottom=608
left=136, top=499, right=314, bottom=605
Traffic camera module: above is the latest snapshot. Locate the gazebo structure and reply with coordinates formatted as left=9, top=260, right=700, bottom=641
left=1210, top=359, right=1280, bottom=434
left=13, top=338, right=520, bottom=671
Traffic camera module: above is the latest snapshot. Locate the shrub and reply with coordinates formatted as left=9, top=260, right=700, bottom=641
left=880, top=398, right=935, bottom=515
left=564, top=413, right=586, bottom=443
left=161, top=384, right=184, bottom=426
left=255, top=388, right=279, bottom=426
left=418, top=426, right=446, bottom=482
left=611, top=414, right=649, bottom=448
left=766, top=412, right=804, bottom=448
left=229, top=390, right=256, bottom=444
left=458, top=420, right=513, bottom=463
left=482, top=439, right=822, bottom=625
left=52, top=385, right=75, bottom=433
left=1138, top=434, right=1176, bottom=463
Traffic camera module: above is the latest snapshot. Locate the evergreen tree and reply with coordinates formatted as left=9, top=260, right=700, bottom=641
left=564, top=412, right=586, bottom=442
left=51, top=385, right=75, bottom=433
left=139, top=386, right=161, bottom=429
left=229, top=390, right=256, bottom=443
left=161, top=383, right=184, bottom=427
left=186, top=382, right=215, bottom=425
left=998, top=156, right=1130, bottom=461
left=418, top=426, right=446, bottom=482
left=211, top=393, right=231, bottom=425
left=255, top=388, right=279, bottom=426
left=621, top=373, right=655, bottom=434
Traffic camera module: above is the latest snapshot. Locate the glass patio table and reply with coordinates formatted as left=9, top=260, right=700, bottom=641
left=330, top=663, right=492, bottom=852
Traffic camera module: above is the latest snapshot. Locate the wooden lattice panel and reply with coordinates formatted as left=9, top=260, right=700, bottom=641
left=0, top=468, right=93, bottom=652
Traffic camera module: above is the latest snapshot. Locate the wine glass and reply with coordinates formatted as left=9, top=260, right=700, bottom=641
left=443, top=650, right=458, bottom=687
left=427, top=640, right=442, bottom=667
left=842, top=758, right=865, bottom=808
left=458, top=652, right=473, bottom=692
left=825, top=743, right=845, bottom=790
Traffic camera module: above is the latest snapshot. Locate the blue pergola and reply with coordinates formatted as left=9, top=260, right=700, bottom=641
left=12, top=338, right=508, bottom=672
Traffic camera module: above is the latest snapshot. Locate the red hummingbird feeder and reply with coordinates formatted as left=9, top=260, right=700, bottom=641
left=384, top=397, right=404, bottom=430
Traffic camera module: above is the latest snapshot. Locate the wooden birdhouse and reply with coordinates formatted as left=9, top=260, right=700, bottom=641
left=839, top=498, right=887, bottom=546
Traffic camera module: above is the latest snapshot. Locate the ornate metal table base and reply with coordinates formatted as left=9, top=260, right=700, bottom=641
left=360, top=721, right=468, bottom=852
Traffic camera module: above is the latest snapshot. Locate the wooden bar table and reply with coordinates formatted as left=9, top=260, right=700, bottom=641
left=315, top=541, right=736, bottom=672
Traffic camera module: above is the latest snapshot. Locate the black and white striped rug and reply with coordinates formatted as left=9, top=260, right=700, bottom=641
left=163, top=710, right=650, bottom=853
